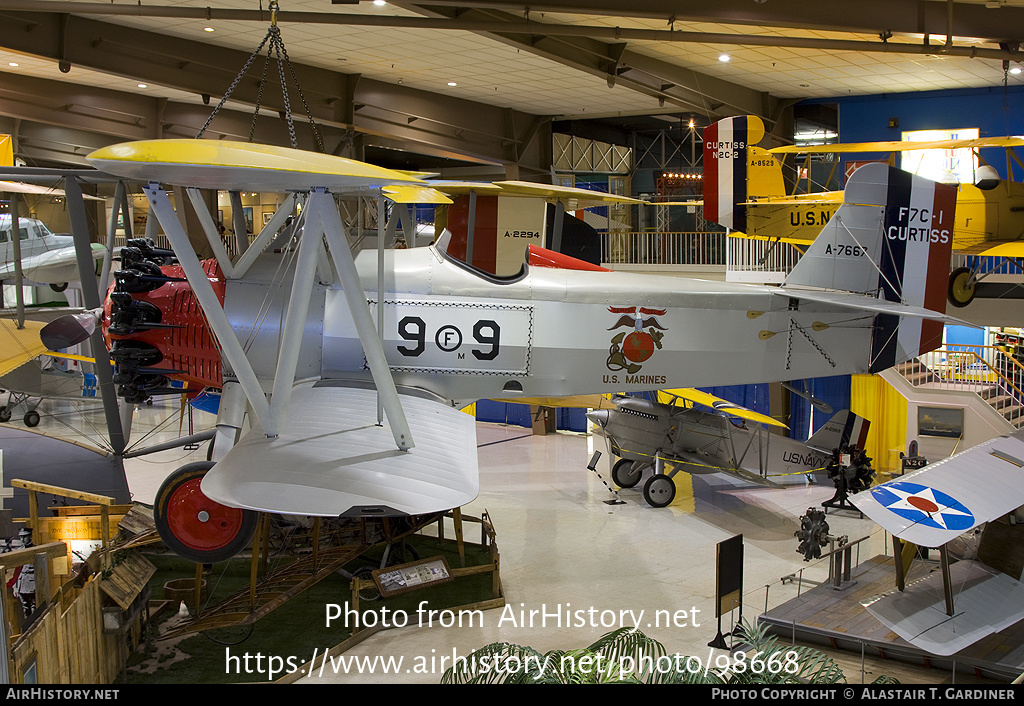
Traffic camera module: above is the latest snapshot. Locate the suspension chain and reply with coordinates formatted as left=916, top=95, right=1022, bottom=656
left=196, top=0, right=324, bottom=152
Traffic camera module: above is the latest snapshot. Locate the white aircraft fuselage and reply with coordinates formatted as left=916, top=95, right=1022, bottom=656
left=0, top=215, right=103, bottom=285
left=221, top=243, right=877, bottom=409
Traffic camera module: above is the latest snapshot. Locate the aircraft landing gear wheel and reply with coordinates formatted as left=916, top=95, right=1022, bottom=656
left=0, top=407, right=11, bottom=423
left=23, top=411, right=39, bottom=427
left=611, top=458, right=644, bottom=488
left=154, top=461, right=257, bottom=564
left=948, top=267, right=976, bottom=308
left=49, top=282, right=68, bottom=293
left=352, top=566, right=381, bottom=601
left=643, top=475, right=676, bottom=508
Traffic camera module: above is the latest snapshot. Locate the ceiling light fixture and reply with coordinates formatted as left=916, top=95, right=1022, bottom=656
left=719, top=54, right=731, bottom=62
left=138, top=83, right=148, bottom=88
left=204, top=27, right=215, bottom=32
left=8, top=62, right=18, bottom=67
left=448, top=81, right=457, bottom=86
left=1012, top=66, right=1023, bottom=75
left=373, top=0, right=386, bottom=5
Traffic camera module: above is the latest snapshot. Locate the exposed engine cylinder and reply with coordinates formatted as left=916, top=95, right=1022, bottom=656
left=102, top=239, right=224, bottom=403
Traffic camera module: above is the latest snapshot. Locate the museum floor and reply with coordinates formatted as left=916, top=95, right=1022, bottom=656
left=28, top=394, right=986, bottom=684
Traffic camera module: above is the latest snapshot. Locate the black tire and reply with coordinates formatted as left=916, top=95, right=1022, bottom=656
left=0, top=407, right=11, bottom=423
left=385, top=540, right=420, bottom=567
left=612, top=458, right=644, bottom=488
left=643, top=475, right=676, bottom=508
left=154, top=461, right=257, bottom=564
left=23, top=411, right=39, bottom=428
left=49, top=282, right=68, bottom=293
left=947, top=267, right=976, bottom=308
left=352, top=566, right=381, bottom=601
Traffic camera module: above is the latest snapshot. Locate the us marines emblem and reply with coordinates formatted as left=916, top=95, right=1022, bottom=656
left=606, top=306, right=667, bottom=374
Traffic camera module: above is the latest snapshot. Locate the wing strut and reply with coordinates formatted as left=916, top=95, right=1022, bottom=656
left=144, top=183, right=273, bottom=429
left=309, top=188, right=414, bottom=451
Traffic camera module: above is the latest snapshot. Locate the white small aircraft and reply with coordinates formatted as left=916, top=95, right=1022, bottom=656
left=0, top=214, right=106, bottom=292
left=852, top=428, right=1024, bottom=656
left=37, top=138, right=962, bottom=563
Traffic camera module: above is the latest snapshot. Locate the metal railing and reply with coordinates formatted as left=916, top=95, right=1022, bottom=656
left=726, top=236, right=803, bottom=279
left=599, top=231, right=725, bottom=266
left=902, top=344, right=1024, bottom=426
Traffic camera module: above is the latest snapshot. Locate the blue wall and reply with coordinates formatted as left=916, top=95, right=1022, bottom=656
left=802, top=85, right=1024, bottom=180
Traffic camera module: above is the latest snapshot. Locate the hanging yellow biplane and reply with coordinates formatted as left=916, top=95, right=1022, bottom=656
left=702, top=115, right=1024, bottom=307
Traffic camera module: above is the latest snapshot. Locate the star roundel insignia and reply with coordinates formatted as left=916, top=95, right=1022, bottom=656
left=870, top=481, right=975, bottom=532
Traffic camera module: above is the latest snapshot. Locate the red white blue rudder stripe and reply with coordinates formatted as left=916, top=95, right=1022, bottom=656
left=781, top=163, right=955, bottom=372
left=702, top=115, right=765, bottom=233
left=870, top=167, right=956, bottom=371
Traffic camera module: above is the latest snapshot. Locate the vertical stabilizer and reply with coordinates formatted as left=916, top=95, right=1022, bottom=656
left=782, top=163, right=956, bottom=370
left=805, top=410, right=871, bottom=453
left=702, top=115, right=768, bottom=233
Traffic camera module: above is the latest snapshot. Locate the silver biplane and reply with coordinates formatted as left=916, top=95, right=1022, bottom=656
left=587, top=389, right=870, bottom=507
left=39, top=138, right=962, bottom=563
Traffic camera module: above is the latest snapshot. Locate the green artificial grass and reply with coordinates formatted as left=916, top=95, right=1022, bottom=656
left=123, top=533, right=497, bottom=684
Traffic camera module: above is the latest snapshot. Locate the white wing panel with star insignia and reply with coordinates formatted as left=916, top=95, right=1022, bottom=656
left=852, top=427, right=1024, bottom=547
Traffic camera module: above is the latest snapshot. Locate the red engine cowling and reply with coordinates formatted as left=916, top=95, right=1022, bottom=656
left=102, top=243, right=225, bottom=403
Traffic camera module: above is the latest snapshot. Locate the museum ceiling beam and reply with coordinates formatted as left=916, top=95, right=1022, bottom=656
left=0, top=12, right=547, bottom=170
left=406, top=4, right=785, bottom=123
left=2, top=2, right=1018, bottom=62
left=0, top=71, right=528, bottom=174
left=389, top=0, right=1024, bottom=45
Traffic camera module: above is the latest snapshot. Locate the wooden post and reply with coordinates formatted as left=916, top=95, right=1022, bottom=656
left=453, top=508, right=465, bottom=568
left=250, top=514, right=265, bottom=610
left=100, top=505, right=110, bottom=570
left=26, top=489, right=38, bottom=536
left=261, top=513, right=270, bottom=575
left=312, top=517, right=321, bottom=565
left=350, top=579, right=361, bottom=636
left=194, top=563, right=203, bottom=616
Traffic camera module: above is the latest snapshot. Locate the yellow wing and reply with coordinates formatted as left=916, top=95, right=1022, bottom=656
left=770, top=136, right=1024, bottom=156
left=972, top=241, right=1024, bottom=257
left=497, top=394, right=616, bottom=409
left=657, top=388, right=788, bottom=429
left=382, top=185, right=453, bottom=205
left=88, top=139, right=427, bottom=192
left=0, top=319, right=47, bottom=377
left=430, top=180, right=641, bottom=208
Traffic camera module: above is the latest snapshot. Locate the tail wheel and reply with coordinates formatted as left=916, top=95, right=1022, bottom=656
left=154, top=461, right=257, bottom=564
left=948, top=267, right=976, bottom=308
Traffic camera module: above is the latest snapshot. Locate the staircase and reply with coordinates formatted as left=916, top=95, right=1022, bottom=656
left=895, top=345, right=1024, bottom=429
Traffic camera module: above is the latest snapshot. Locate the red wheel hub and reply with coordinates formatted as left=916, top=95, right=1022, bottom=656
left=166, top=478, right=246, bottom=551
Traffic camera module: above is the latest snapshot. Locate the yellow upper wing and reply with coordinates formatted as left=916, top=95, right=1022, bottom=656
left=770, top=136, right=1024, bottom=156
left=88, top=139, right=427, bottom=192
left=657, top=388, right=788, bottom=428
